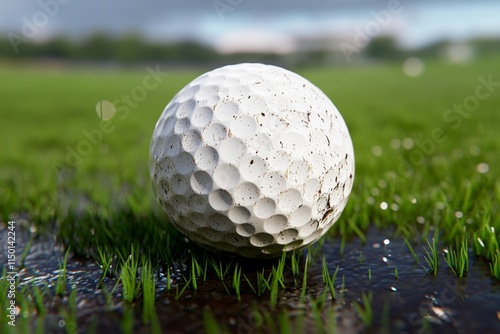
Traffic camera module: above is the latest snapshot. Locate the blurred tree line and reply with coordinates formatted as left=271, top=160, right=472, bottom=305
left=0, top=33, right=223, bottom=64
left=0, top=32, right=498, bottom=65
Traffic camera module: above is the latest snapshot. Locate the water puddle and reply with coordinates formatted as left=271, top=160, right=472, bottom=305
left=1, top=225, right=500, bottom=333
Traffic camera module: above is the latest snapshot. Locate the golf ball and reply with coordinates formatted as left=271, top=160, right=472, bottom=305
left=150, top=63, right=354, bottom=258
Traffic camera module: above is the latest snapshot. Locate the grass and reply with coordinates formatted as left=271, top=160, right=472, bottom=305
left=120, top=248, right=142, bottom=303
left=0, top=55, right=499, bottom=332
left=96, top=247, right=115, bottom=288
left=55, top=247, right=70, bottom=296
left=322, top=256, right=339, bottom=300
left=444, top=238, right=469, bottom=278
left=141, top=259, right=156, bottom=324
left=232, top=264, right=242, bottom=301
left=490, top=253, right=500, bottom=280
left=404, top=237, right=420, bottom=264
left=424, top=238, right=440, bottom=275
left=353, top=291, right=374, bottom=328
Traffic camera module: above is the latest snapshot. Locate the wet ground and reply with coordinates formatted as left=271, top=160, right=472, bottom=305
left=2, top=225, right=500, bottom=334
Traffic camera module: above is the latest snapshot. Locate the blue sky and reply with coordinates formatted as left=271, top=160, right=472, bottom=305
left=1, top=0, right=499, bottom=52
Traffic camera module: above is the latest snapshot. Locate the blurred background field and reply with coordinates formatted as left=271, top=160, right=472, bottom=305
left=1, top=1, right=500, bottom=333
left=1, top=56, right=499, bottom=228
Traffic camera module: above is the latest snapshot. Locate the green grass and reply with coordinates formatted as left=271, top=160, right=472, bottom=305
left=322, top=256, right=339, bottom=300
left=120, top=247, right=142, bottom=303
left=353, top=291, right=374, bottom=328
left=404, top=237, right=420, bottom=264
left=0, top=56, right=499, bottom=332
left=141, top=259, right=156, bottom=324
left=424, top=238, right=440, bottom=275
left=444, top=238, right=469, bottom=277
left=55, top=248, right=70, bottom=296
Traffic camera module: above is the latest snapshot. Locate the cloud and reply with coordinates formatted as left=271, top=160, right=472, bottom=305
left=0, top=0, right=422, bottom=35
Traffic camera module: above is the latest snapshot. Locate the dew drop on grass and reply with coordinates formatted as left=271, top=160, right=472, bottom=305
left=454, top=211, right=464, bottom=219
left=371, top=145, right=383, bottom=156
left=477, top=238, right=485, bottom=248
left=390, top=138, right=401, bottom=149
left=403, top=57, right=425, bottom=77
left=435, top=202, right=445, bottom=210
left=383, top=239, right=390, bottom=246
left=380, top=202, right=388, bottom=210
left=95, top=100, right=116, bottom=121
left=476, top=163, right=489, bottom=174
left=402, top=138, right=414, bottom=150
left=416, top=216, right=425, bottom=224
left=469, top=145, right=481, bottom=156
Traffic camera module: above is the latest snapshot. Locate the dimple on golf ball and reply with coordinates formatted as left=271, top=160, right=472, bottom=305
left=150, top=63, right=354, bottom=258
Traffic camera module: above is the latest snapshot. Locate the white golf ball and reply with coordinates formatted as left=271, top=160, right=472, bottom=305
left=150, top=63, right=354, bottom=258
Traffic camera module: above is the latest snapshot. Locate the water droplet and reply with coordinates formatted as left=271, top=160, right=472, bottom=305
left=372, top=145, right=383, bottom=157
left=469, top=145, right=481, bottom=156
left=435, top=202, right=445, bottom=210
left=416, top=216, right=425, bottom=224
left=390, top=138, right=401, bottom=149
left=402, top=138, right=414, bottom=150
left=391, top=286, right=398, bottom=292
left=95, top=100, right=116, bottom=121
left=383, top=239, right=390, bottom=246
left=380, top=202, right=388, bottom=210
left=454, top=211, right=463, bottom=219
left=403, top=57, right=425, bottom=77
left=476, top=163, right=489, bottom=174
left=477, top=237, right=484, bottom=248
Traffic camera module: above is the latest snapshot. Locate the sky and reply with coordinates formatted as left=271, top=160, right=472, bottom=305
left=1, top=0, right=499, bottom=53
